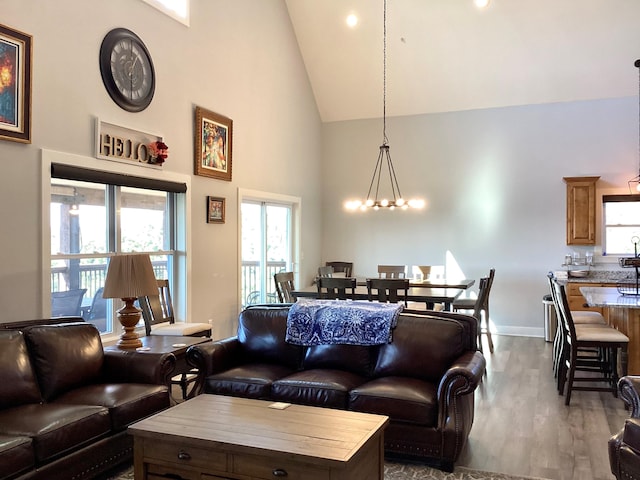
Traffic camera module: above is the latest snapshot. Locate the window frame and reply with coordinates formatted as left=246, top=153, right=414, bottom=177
left=602, top=194, right=640, bottom=256
left=42, top=149, right=191, bottom=343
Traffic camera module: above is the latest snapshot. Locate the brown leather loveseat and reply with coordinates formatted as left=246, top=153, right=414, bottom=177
left=0, top=321, right=175, bottom=480
left=187, top=304, right=486, bottom=471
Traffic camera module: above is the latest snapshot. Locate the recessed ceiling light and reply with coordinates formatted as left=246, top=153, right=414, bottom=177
left=474, top=0, right=490, bottom=8
left=346, top=14, right=358, bottom=28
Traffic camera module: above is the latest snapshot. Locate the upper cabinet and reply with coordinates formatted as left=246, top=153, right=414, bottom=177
left=563, top=176, right=600, bottom=245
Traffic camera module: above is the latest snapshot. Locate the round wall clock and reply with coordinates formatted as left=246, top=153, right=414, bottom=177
left=99, top=28, right=155, bottom=112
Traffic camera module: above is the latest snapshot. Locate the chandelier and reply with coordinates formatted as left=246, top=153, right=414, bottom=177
left=629, top=59, right=640, bottom=193
left=345, top=0, right=424, bottom=211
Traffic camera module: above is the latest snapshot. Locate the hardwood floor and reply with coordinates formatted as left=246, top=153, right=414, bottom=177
left=456, top=334, right=628, bottom=480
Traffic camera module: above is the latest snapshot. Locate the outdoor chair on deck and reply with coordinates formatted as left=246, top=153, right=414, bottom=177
left=51, top=288, right=87, bottom=317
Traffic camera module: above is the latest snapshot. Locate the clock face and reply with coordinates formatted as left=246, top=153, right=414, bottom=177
left=100, top=28, right=155, bottom=112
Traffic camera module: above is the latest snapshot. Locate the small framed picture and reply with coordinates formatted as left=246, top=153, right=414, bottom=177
left=0, top=23, right=32, bottom=144
left=195, top=106, right=232, bottom=181
left=207, top=196, right=225, bottom=224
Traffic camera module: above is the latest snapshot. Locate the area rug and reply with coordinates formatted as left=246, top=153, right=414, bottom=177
left=104, top=461, right=551, bottom=480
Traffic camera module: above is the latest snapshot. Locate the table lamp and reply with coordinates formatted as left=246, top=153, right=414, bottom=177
left=102, top=253, right=159, bottom=349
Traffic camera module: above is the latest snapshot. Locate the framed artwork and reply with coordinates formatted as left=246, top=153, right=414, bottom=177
left=195, top=106, right=232, bottom=181
left=0, top=24, right=32, bottom=144
left=207, top=196, right=225, bottom=224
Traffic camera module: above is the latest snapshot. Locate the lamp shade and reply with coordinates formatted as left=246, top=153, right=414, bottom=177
left=102, top=254, right=158, bottom=299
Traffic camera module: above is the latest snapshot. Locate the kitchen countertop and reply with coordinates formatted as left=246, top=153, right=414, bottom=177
left=560, top=270, right=639, bottom=283
left=580, top=286, right=640, bottom=308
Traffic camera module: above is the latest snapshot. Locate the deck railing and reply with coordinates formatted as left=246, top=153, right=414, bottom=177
left=52, top=260, right=287, bottom=307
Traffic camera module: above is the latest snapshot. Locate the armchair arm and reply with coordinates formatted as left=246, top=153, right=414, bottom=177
left=437, top=350, right=486, bottom=426
left=186, top=337, right=241, bottom=395
left=619, top=376, right=640, bottom=417
left=102, top=349, right=176, bottom=386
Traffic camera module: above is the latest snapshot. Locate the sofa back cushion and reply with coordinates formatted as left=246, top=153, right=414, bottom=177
left=303, top=344, right=373, bottom=376
left=238, top=305, right=303, bottom=370
left=24, top=322, right=104, bottom=401
left=372, top=313, right=469, bottom=382
left=0, top=331, right=41, bottom=408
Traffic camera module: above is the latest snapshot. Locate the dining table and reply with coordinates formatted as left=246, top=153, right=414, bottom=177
left=291, top=284, right=465, bottom=311
left=354, top=277, right=475, bottom=289
left=580, top=286, right=640, bottom=375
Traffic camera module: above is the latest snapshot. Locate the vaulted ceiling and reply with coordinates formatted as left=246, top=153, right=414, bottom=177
left=285, top=0, right=640, bottom=123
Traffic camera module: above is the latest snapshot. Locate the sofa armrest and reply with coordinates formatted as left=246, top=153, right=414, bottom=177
left=619, top=376, right=640, bottom=417
left=437, top=350, right=486, bottom=422
left=186, top=337, right=241, bottom=395
left=102, top=349, right=176, bottom=386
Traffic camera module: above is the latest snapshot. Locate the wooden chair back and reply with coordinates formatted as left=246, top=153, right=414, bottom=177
left=326, top=261, right=353, bottom=277
left=274, top=272, right=296, bottom=303
left=317, top=277, right=357, bottom=300
left=317, top=266, right=334, bottom=278
left=139, top=279, right=175, bottom=336
left=377, top=265, right=406, bottom=279
left=366, top=278, right=409, bottom=305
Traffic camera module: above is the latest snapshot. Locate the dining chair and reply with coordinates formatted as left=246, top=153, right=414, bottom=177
left=551, top=276, right=629, bottom=405
left=51, top=288, right=87, bottom=317
left=325, top=261, right=353, bottom=278
left=139, top=279, right=212, bottom=399
left=453, top=268, right=495, bottom=353
left=317, top=265, right=334, bottom=278
left=316, top=276, right=357, bottom=300
left=366, top=278, right=409, bottom=306
left=274, top=271, right=296, bottom=303
left=377, top=265, right=406, bottom=279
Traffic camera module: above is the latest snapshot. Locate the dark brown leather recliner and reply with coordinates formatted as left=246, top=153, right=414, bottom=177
left=609, top=376, right=640, bottom=479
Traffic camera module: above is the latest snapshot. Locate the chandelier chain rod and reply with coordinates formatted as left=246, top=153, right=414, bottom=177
left=382, top=0, right=388, bottom=145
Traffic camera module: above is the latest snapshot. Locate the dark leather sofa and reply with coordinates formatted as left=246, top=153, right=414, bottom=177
left=187, top=304, right=486, bottom=471
left=0, top=321, right=176, bottom=480
left=609, top=376, right=640, bottom=479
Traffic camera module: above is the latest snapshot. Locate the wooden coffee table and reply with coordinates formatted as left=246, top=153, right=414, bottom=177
left=129, top=394, right=389, bottom=480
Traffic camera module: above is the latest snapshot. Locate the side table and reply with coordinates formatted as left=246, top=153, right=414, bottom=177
left=105, top=335, right=211, bottom=403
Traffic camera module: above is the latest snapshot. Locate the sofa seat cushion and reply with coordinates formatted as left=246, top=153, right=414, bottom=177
left=0, top=403, right=111, bottom=465
left=54, top=383, right=170, bottom=431
left=271, top=369, right=366, bottom=409
left=0, top=435, right=34, bottom=479
left=204, top=363, right=295, bottom=399
left=349, top=376, right=438, bottom=426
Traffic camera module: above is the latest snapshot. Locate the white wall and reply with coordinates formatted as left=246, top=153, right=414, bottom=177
left=0, top=0, right=323, bottom=338
left=322, top=98, right=636, bottom=336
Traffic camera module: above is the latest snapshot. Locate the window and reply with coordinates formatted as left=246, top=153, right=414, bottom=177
left=49, top=162, right=187, bottom=336
left=603, top=195, right=640, bottom=255
left=140, top=0, right=189, bottom=26
left=239, top=189, right=300, bottom=307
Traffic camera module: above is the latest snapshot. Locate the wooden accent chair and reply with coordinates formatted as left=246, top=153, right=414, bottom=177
left=377, top=265, right=406, bottom=279
left=317, top=277, right=357, bottom=300
left=453, top=268, right=495, bottom=353
left=366, top=278, right=409, bottom=306
left=325, top=261, right=353, bottom=277
left=274, top=272, right=296, bottom=303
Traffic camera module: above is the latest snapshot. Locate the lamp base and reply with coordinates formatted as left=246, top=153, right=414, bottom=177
left=116, top=298, right=143, bottom=349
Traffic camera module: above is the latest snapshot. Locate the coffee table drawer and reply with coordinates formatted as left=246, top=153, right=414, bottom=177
left=232, top=453, right=329, bottom=480
left=145, top=441, right=228, bottom=471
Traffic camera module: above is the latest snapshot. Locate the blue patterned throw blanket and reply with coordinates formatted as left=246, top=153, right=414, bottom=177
left=285, top=299, right=402, bottom=346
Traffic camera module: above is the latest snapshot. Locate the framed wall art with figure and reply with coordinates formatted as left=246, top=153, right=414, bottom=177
left=195, top=106, right=232, bottom=181
left=207, top=196, right=225, bottom=224
left=0, top=23, right=32, bottom=144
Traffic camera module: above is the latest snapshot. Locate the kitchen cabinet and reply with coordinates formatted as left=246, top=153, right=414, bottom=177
left=566, top=281, right=615, bottom=314
left=563, top=176, right=599, bottom=245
